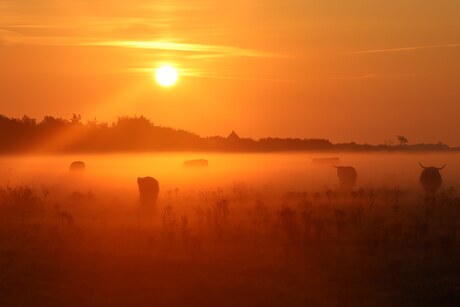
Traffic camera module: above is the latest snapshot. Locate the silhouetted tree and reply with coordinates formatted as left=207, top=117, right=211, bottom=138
left=397, top=135, right=409, bottom=146
left=70, top=113, right=82, bottom=125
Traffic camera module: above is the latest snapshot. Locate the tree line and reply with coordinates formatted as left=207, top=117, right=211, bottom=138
left=0, top=114, right=454, bottom=153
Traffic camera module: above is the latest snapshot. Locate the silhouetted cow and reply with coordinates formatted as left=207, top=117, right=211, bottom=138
left=69, top=161, right=85, bottom=173
left=334, top=166, right=357, bottom=190
left=419, top=163, right=445, bottom=195
left=137, top=176, right=159, bottom=205
left=182, top=159, right=209, bottom=168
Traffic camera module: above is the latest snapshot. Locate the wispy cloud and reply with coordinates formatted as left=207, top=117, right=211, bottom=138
left=81, top=40, right=274, bottom=58
left=0, top=29, right=96, bottom=46
left=0, top=29, right=274, bottom=58
left=352, top=43, right=460, bottom=54
left=126, top=67, right=202, bottom=77
left=347, top=73, right=423, bottom=80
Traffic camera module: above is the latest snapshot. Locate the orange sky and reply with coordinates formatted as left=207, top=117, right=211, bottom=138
left=1, top=0, right=459, bottom=145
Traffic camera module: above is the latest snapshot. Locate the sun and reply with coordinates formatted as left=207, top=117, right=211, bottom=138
left=155, top=65, right=178, bottom=87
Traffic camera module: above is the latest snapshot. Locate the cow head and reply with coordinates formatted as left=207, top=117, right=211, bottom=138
left=419, top=163, right=446, bottom=170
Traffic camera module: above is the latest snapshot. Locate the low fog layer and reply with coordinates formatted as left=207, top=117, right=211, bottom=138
left=0, top=152, right=459, bottom=197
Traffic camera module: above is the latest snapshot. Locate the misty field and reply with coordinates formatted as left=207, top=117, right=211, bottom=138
left=1, top=153, right=460, bottom=307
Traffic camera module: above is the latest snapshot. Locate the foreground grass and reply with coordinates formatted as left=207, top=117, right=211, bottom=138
left=1, top=185, right=460, bottom=307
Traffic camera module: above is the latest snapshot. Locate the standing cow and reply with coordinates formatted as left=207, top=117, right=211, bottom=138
left=334, top=166, right=357, bottom=190
left=419, top=163, right=445, bottom=196
left=137, top=176, right=160, bottom=205
left=69, top=161, right=85, bottom=173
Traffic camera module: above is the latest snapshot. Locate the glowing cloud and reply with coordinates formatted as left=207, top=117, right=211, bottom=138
left=82, top=40, right=274, bottom=58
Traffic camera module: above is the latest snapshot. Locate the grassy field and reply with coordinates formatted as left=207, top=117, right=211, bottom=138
left=1, top=182, right=460, bottom=307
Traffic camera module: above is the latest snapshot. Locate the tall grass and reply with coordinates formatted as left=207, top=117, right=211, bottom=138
left=1, top=184, right=459, bottom=307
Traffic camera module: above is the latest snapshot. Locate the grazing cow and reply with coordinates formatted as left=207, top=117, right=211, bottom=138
left=182, top=159, right=209, bottom=168
left=137, top=176, right=160, bottom=205
left=69, top=161, right=85, bottom=173
left=334, top=166, right=357, bottom=190
left=419, top=163, right=445, bottom=195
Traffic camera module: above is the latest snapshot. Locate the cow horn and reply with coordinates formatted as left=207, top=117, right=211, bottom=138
left=437, top=164, right=446, bottom=170
left=419, top=162, right=427, bottom=169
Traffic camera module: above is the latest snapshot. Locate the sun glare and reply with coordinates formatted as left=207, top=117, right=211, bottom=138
left=155, top=65, right=178, bottom=87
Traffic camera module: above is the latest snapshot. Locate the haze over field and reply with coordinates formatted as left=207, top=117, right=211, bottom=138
left=1, top=153, right=460, bottom=193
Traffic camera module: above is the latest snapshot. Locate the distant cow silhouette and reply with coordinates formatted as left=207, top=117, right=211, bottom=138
left=312, top=157, right=340, bottom=166
left=69, top=161, right=85, bottom=173
left=334, top=166, right=357, bottom=190
left=137, top=177, right=159, bottom=205
left=419, top=163, right=445, bottom=195
left=182, top=159, right=208, bottom=168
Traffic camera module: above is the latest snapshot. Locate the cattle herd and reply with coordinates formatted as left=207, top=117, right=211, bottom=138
left=334, top=163, right=446, bottom=196
left=69, top=158, right=447, bottom=205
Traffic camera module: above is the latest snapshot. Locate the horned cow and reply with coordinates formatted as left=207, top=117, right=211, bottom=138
left=419, top=163, right=445, bottom=196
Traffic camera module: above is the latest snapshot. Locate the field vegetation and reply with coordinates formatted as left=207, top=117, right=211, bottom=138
left=1, top=180, right=460, bottom=307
